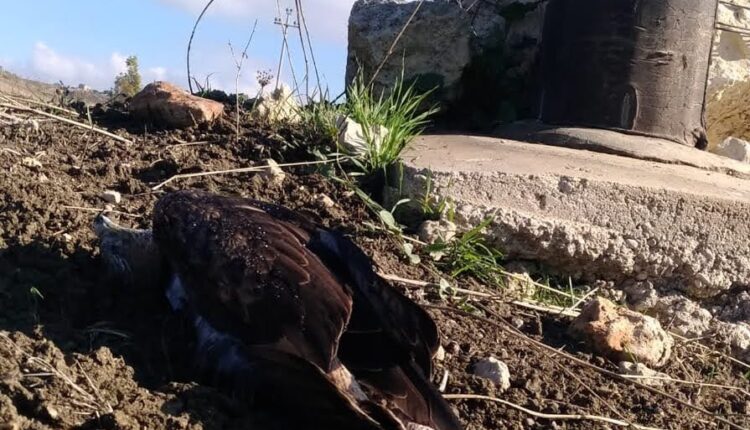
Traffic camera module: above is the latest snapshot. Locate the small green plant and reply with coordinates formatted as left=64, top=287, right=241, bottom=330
left=344, top=71, right=438, bottom=175
left=426, top=216, right=505, bottom=288
left=114, top=55, right=142, bottom=97
left=297, top=98, right=343, bottom=144
left=420, top=171, right=455, bottom=222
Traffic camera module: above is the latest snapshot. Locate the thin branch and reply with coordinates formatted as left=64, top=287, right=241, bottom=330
left=379, top=272, right=581, bottom=317
left=151, top=159, right=336, bottom=190
left=0, top=102, right=132, bottom=144
left=228, top=19, right=258, bottom=142
left=444, top=394, right=663, bottom=430
left=187, top=0, right=216, bottom=94
left=61, top=205, right=143, bottom=219
left=0, top=93, right=78, bottom=116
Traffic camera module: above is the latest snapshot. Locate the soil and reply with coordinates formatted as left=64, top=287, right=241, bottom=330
left=0, top=108, right=748, bottom=430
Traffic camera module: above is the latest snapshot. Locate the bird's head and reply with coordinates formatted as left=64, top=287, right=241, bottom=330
left=93, top=213, right=166, bottom=289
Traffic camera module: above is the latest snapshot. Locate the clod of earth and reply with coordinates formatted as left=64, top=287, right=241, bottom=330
left=569, top=297, right=674, bottom=368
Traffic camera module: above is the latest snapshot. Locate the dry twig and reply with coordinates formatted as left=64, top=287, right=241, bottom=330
left=444, top=394, right=663, bottom=429
left=228, top=20, right=259, bottom=142
left=0, top=102, right=131, bottom=144
left=151, top=159, right=335, bottom=190
left=61, top=205, right=143, bottom=219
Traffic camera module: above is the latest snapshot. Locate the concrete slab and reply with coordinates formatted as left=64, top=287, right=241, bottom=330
left=399, top=134, right=750, bottom=299
left=494, top=121, right=750, bottom=179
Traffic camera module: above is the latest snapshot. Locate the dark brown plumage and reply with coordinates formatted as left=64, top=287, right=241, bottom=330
left=151, top=189, right=462, bottom=430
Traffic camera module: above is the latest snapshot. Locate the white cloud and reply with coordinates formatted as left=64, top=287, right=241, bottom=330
left=31, top=42, right=102, bottom=85
left=20, top=43, right=172, bottom=91
left=110, top=52, right=128, bottom=75
left=157, top=0, right=355, bottom=42
left=146, top=66, right=168, bottom=81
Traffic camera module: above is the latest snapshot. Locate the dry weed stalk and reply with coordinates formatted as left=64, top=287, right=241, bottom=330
left=151, top=158, right=335, bottom=190
left=0, top=101, right=131, bottom=144
left=0, top=332, right=114, bottom=417
left=444, top=394, right=663, bottom=429
left=228, top=20, right=259, bottom=142
left=186, top=0, right=216, bottom=94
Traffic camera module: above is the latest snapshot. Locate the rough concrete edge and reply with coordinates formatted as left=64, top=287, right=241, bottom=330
left=494, top=121, right=750, bottom=179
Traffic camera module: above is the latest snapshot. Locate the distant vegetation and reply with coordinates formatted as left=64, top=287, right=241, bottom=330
left=114, top=56, right=142, bottom=97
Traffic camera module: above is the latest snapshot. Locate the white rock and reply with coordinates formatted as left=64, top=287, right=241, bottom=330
left=336, top=115, right=389, bottom=157
left=618, top=361, right=669, bottom=387
left=434, top=345, right=445, bottom=361
left=21, top=157, right=42, bottom=169
left=711, top=137, right=750, bottom=163
left=101, top=190, right=122, bottom=204
left=417, top=219, right=457, bottom=244
left=252, top=85, right=300, bottom=124
left=261, top=159, right=286, bottom=185
left=472, top=356, right=511, bottom=391
left=315, top=194, right=335, bottom=208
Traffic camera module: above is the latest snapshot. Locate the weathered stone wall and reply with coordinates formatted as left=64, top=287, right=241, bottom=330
left=346, top=0, right=546, bottom=129
left=348, top=0, right=750, bottom=139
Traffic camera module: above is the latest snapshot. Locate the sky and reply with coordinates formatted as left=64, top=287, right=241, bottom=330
left=0, top=0, right=355, bottom=96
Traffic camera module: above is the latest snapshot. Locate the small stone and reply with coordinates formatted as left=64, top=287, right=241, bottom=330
left=570, top=297, right=674, bottom=368
left=38, top=173, right=49, bottom=183
left=45, top=405, right=59, bottom=420
left=505, top=272, right=537, bottom=300
left=512, top=317, right=525, bottom=329
left=336, top=115, right=389, bottom=157
left=618, top=361, right=669, bottom=387
left=434, top=345, right=446, bottom=361
left=21, top=157, right=42, bottom=169
left=261, top=159, right=285, bottom=185
left=62, top=233, right=73, bottom=243
left=525, top=418, right=536, bottom=427
left=316, top=194, right=335, bottom=208
left=418, top=219, right=457, bottom=244
left=472, top=356, right=511, bottom=391
left=712, top=136, right=750, bottom=162
left=624, top=281, right=659, bottom=312
left=252, top=85, right=301, bottom=124
left=446, top=341, right=460, bottom=355
left=651, top=295, right=713, bottom=338
left=101, top=190, right=122, bottom=204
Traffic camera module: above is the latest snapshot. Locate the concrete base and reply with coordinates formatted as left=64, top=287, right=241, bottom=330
left=399, top=134, right=750, bottom=300
left=495, top=121, right=750, bottom=178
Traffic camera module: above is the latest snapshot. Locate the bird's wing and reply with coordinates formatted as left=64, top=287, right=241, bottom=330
left=245, top=200, right=461, bottom=430
left=152, top=190, right=352, bottom=372
left=308, top=229, right=462, bottom=430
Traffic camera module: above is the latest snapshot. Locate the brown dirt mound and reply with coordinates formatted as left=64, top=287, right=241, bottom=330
left=0, top=111, right=748, bottom=429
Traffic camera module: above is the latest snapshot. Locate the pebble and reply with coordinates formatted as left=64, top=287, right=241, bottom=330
left=261, top=159, right=285, bottom=185
left=316, top=194, right=335, bottom=208
left=472, top=356, right=511, bottom=391
left=434, top=345, right=445, bottom=361
left=101, top=190, right=122, bottom=204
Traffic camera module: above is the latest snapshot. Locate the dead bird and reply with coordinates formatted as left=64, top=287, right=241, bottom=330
left=94, top=189, right=462, bottom=430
